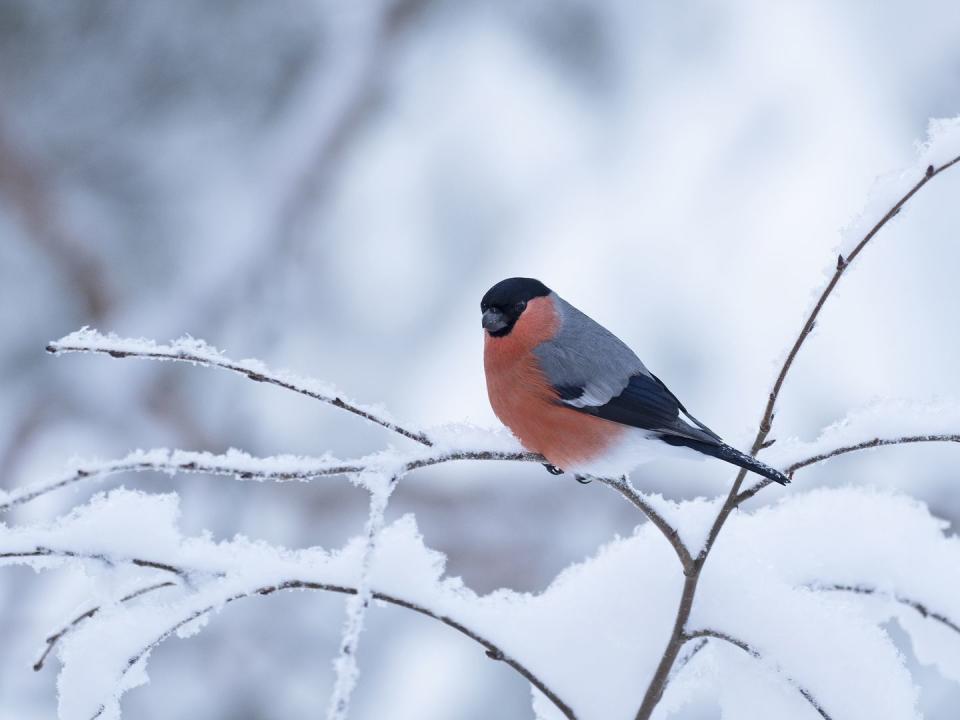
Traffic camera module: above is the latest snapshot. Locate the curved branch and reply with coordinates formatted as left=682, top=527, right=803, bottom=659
left=46, top=329, right=432, bottom=446
left=634, top=154, right=960, bottom=720
left=749, top=155, right=960, bottom=458
left=737, top=433, right=960, bottom=502
left=685, top=630, right=833, bottom=720
left=595, top=476, right=693, bottom=572
left=34, top=581, right=176, bottom=671
left=87, top=579, right=577, bottom=720
left=0, top=547, right=192, bottom=581
left=817, top=583, right=960, bottom=636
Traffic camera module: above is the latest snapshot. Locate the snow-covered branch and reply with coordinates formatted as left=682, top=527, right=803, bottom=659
left=34, top=582, right=176, bottom=672
left=818, top=584, right=960, bottom=637
left=46, top=329, right=432, bottom=446
left=685, top=629, right=833, bottom=720
left=633, top=130, right=960, bottom=720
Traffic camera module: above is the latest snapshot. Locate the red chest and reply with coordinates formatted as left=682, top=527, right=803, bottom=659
left=482, top=297, right=624, bottom=470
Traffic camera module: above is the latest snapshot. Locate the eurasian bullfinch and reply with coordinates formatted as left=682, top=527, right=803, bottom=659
left=481, top=277, right=789, bottom=485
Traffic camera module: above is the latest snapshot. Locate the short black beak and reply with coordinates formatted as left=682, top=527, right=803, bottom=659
left=482, top=308, right=508, bottom=333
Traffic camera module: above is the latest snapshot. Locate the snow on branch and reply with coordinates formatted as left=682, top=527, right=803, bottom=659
left=9, top=485, right=957, bottom=720
left=634, top=123, right=960, bottom=720
left=46, top=328, right=433, bottom=445
left=684, top=629, right=833, bottom=720
left=738, top=400, right=960, bottom=501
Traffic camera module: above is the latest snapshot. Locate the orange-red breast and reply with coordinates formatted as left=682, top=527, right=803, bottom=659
left=481, top=277, right=789, bottom=485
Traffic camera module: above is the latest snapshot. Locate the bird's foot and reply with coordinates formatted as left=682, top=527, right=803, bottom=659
left=574, top=475, right=592, bottom=485
left=542, top=463, right=565, bottom=476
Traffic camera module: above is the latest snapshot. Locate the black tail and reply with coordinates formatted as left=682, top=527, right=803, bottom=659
left=659, top=436, right=790, bottom=485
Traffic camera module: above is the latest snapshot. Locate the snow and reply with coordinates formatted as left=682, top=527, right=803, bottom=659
left=758, top=398, right=960, bottom=474
left=6, top=483, right=960, bottom=720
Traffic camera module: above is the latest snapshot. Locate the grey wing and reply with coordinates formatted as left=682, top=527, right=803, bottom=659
left=534, top=296, right=721, bottom=445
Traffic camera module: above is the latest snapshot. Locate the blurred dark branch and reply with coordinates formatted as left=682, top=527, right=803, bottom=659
left=738, top=433, right=960, bottom=502
left=34, top=581, right=175, bottom=672
left=46, top=333, right=433, bottom=445
left=817, top=583, right=960, bottom=636
left=633, top=154, right=960, bottom=720
left=684, top=629, right=833, bottom=720
left=0, top=122, right=111, bottom=319
left=86, top=578, right=577, bottom=720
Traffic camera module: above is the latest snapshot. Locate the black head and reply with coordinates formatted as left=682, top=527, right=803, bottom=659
left=480, top=277, right=551, bottom=337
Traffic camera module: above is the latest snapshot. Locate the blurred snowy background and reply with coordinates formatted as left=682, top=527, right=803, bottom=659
left=2, top=1, right=960, bottom=718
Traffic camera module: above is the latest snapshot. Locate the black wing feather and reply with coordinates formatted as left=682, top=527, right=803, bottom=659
left=570, top=373, right=722, bottom=445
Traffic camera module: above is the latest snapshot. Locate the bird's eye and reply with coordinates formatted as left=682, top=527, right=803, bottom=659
left=514, top=301, right=527, bottom=313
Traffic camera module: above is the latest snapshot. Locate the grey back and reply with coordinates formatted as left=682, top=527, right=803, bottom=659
left=533, top=294, right=650, bottom=408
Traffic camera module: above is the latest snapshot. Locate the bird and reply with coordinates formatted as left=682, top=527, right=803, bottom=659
left=481, top=277, right=790, bottom=486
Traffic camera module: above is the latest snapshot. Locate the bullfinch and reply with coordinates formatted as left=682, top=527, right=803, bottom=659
left=481, top=277, right=789, bottom=485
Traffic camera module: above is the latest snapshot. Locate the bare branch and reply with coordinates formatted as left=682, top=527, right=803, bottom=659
left=46, top=330, right=432, bottom=446
left=685, top=629, right=834, bottom=720
left=737, top=433, right=960, bottom=502
left=817, top=583, right=960, bottom=636
left=34, top=581, right=176, bottom=671
left=633, top=153, right=960, bottom=720
left=86, top=579, right=577, bottom=720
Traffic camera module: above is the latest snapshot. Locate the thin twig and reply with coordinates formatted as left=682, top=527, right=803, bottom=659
left=34, top=581, right=175, bottom=671
left=0, top=548, right=188, bottom=580
left=817, top=583, right=960, bottom=635
left=46, top=332, right=432, bottom=446
left=595, top=476, right=693, bottom=572
left=87, top=579, right=577, bottom=720
left=685, top=629, right=833, bottom=720
left=738, top=433, right=960, bottom=502
left=2, top=446, right=696, bottom=584
left=632, top=154, right=960, bottom=720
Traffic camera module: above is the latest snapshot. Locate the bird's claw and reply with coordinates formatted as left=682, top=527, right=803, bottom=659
left=542, top=463, right=565, bottom=476
left=575, top=475, right=592, bottom=485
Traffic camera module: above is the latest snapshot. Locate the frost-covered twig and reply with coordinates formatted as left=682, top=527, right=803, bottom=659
left=685, top=629, right=833, bottom=720
left=46, top=329, right=432, bottom=446
left=0, top=448, right=368, bottom=513
left=3, top=444, right=700, bottom=578
left=737, top=433, right=960, bottom=502
left=0, top=547, right=189, bottom=580
left=326, top=476, right=398, bottom=720
left=87, top=579, right=577, bottom=720
left=818, top=584, right=960, bottom=636
left=34, top=581, right=176, bottom=672
left=632, top=148, right=960, bottom=720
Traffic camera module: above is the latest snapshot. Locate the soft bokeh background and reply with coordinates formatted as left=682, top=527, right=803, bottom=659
left=2, top=1, right=959, bottom=718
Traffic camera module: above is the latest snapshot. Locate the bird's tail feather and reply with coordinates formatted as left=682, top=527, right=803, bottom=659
left=659, top=436, right=790, bottom=485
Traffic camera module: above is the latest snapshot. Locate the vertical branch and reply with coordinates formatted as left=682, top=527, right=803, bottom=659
left=326, top=474, right=399, bottom=720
